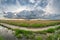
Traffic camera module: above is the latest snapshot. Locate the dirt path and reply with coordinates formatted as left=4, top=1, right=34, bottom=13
left=0, top=23, right=60, bottom=31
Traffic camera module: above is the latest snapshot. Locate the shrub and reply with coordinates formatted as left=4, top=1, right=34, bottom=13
left=56, top=26, right=60, bottom=30
left=46, top=28, right=55, bottom=33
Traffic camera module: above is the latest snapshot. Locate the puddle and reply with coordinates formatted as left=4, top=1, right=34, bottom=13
left=0, top=26, right=18, bottom=40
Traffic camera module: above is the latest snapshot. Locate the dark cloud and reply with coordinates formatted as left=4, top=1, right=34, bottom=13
left=0, top=0, right=60, bottom=19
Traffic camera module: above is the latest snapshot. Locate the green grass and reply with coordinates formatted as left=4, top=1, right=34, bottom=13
left=12, top=26, right=60, bottom=40
left=0, top=20, right=60, bottom=28
left=0, top=36, right=4, bottom=40
left=35, top=36, right=43, bottom=40
left=1, top=24, right=59, bottom=40
left=37, top=26, right=60, bottom=34
left=46, top=30, right=60, bottom=40
left=29, top=23, right=45, bottom=28
left=13, top=29, right=60, bottom=40
left=46, top=28, right=55, bottom=33
left=0, top=20, right=60, bottom=40
left=14, top=29, right=34, bottom=39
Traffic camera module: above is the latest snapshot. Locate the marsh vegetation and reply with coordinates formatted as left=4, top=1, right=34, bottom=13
left=0, top=20, right=60, bottom=40
left=13, top=26, right=60, bottom=40
left=0, top=20, right=60, bottom=28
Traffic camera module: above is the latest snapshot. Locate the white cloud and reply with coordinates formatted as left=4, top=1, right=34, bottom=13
left=29, top=0, right=35, bottom=3
left=43, top=0, right=60, bottom=15
left=0, top=0, right=60, bottom=19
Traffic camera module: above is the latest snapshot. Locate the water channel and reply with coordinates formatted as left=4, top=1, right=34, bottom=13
left=0, top=26, right=18, bottom=40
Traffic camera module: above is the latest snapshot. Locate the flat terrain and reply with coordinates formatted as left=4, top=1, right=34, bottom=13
left=0, top=23, right=60, bottom=31
left=0, top=23, right=60, bottom=40
left=0, top=19, right=60, bottom=40
left=0, top=20, right=60, bottom=28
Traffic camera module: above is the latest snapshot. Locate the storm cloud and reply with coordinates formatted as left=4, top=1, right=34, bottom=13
left=0, top=0, right=60, bottom=19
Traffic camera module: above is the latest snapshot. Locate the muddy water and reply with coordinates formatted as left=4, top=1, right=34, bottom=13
left=0, top=26, right=18, bottom=40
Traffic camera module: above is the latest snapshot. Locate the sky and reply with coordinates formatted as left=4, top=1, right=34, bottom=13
left=0, top=0, right=60, bottom=19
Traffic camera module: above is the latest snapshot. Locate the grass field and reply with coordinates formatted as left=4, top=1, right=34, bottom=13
left=0, top=19, right=60, bottom=40
left=1, top=22, right=59, bottom=40
left=0, top=20, right=60, bottom=28
left=12, top=26, right=60, bottom=40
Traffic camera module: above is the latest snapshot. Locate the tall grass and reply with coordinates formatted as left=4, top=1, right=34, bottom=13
left=0, top=20, right=60, bottom=28
left=13, top=26, right=60, bottom=40
left=0, top=36, right=4, bottom=40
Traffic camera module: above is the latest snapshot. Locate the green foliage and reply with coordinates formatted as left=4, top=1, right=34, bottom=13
left=0, top=36, right=4, bottom=40
left=46, top=28, right=55, bottom=33
left=0, top=20, right=60, bottom=28
left=11, top=27, right=60, bottom=40
left=14, top=29, right=33, bottom=35
left=0, top=20, right=60, bottom=40
left=46, top=30, right=60, bottom=40
left=46, top=35, right=53, bottom=40
left=35, top=36, right=42, bottom=40
left=16, top=34, right=23, bottom=39
left=56, top=26, right=60, bottom=30
left=14, top=29, right=34, bottom=39
left=19, top=23, right=29, bottom=27
left=29, top=23, right=45, bottom=28
left=37, top=30, right=47, bottom=34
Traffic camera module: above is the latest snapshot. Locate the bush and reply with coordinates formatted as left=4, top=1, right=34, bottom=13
left=56, top=26, right=60, bottom=30
left=46, top=28, right=55, bottom=33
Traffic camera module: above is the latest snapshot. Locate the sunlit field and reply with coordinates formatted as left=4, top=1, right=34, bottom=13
left=4, top=25, right=60, bottom=40
left=0, top=19, right=60, bottom=40
left=14, top=26, right=60, bottom=40
left=0, top=20, right=60, bottom=28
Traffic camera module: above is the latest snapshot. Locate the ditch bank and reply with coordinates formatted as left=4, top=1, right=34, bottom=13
left=0, top=23, right=60, bottom=31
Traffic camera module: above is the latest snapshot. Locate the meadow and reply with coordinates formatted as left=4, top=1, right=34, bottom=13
left=1, top=21, right=60, bottom=40
left=8, top=26, right=60, bottom=40
left=0, top=20, right=60, bottom=28
left=0, top=19, right=60, bottom=40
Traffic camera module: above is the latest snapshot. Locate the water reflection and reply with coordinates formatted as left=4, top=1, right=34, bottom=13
left=0, top=26, right=18, bottom=40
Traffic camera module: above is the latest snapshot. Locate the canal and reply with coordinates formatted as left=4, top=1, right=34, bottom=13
left=0, top=26, right=18, bottom=40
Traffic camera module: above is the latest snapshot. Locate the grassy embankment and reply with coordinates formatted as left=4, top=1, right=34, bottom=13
left=13, top=26, right=60, bottom=40
left=2, top=24, right=60, bottom=40
left=0, top=20, right=60, bottom=40
left=0, top=20, right=60, bottom=28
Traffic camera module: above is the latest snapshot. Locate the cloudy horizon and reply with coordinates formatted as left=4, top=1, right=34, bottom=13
left=0, top=0, right=60, bottom=19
